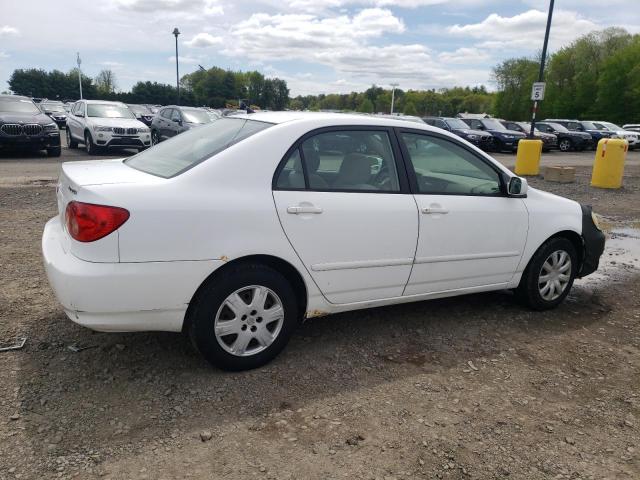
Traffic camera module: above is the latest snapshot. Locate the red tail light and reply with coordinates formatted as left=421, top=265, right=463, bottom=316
left=65, top=201, right=130, bottom=242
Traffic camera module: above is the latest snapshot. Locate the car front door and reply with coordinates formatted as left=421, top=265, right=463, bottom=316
left=272, top=128, right=418, bottom=304
left=69, top=102, right=84, bottom=140
left=170, top=109, right=183, bottom=137
left=398, top=130, right=528, bottom=295
left=158, top=108, right=172, bottom=140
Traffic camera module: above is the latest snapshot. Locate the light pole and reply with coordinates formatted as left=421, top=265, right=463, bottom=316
left=173, top=27, right=180, bottom=105
left=390, top=83, right=399, bottom=114
left=529, top=0, right=554, bottom=138
left=76, top=52, right=83, bottom=100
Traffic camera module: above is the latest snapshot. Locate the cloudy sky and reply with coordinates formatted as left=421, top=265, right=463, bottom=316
left=0, top=0, right=638, bottom=96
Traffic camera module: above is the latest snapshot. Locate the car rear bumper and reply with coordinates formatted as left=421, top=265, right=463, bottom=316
left=42, top=216, right=222, bottom=332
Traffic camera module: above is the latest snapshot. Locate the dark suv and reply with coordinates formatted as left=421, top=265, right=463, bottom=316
left=543, top=119, right=611, bottom=148
left=536, top=122, right=593, bottom=152
left=39, top=101, right=68, bottom=129
left=0, top=95, right=61, bottom=157
left=422, top=116, right=493, bottom=150
left=459, top=117, right=525, bottom=152
left=127, top=104, right=154, bottom=126
left=150, top=106, right=213, bottom=144
left=501, top=120, right=558, bottom=152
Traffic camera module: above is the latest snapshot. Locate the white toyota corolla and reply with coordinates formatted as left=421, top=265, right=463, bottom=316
left=42, top=112, right=605, bottom=370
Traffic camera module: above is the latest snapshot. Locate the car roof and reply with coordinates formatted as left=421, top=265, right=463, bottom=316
left=82, top=99, right=127, bottom=105
left=230, top=111, right=436, bottom=128
left=0, top=94, right=31, bottom=101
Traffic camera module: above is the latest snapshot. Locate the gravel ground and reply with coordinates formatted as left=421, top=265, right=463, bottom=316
left=0, top=146, right=639, bottom=480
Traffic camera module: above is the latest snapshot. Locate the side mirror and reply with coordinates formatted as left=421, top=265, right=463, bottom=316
left=508, top=176, right=528, bottom=197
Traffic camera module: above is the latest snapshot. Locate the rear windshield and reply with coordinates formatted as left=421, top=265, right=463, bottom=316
left=125, top=118, right=273, bottom=178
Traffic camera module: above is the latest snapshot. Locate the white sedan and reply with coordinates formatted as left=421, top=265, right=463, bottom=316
left=42, top=112, right=605, bottom=370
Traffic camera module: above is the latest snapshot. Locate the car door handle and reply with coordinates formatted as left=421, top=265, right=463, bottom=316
left=287, top=206, right=323, bottom=214
left=421, top=207, right=449, bottom=214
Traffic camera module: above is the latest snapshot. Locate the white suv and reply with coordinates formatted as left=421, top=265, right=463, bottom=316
left=590, top=121, right=639, bottom=149
left=66, top=100, right=151, bottom=154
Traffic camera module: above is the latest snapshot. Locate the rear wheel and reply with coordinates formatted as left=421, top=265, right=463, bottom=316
left=189, top=264, right=299, bottom=371
left=84, top=131, right=99, bottom=155
left=47, top=146, right=61, bottom=157
left=66, top=128, right=77, bottom=149
left=517, top=237, right=578, bottom=310
left=558, top=138, right=573, bottom=152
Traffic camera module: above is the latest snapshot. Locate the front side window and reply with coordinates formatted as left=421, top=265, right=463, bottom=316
left=182, top=109, right=210, bottom=124
left=275, top=130, right=400, bottom=192
left=171, top=110, right=182, bottom=122
left=126, top=118, right=272, bottom=178
left=73, top=102, right=84, bottom=116
left=160, top=108, right=173, bottom=119
left=401, top=133, right=501, bottom=196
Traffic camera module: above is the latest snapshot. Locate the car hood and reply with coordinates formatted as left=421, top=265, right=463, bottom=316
left=0, top=112, right=53, bottom=124
left=453, top=128, right=490, bottom=137
left=489, top=129, right=525, bottom=137
left=536, top=132, right=556, bottom=139
left=86, top=117, right=148, bottom=128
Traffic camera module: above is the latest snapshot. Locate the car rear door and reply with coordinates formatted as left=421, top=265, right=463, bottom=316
left=397, top=129, right=528, bottom=295
left=272, top=127, right=418, bottom=304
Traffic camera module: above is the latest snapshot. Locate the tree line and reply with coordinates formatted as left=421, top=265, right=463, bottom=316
left=7, top=67, right=290, bottom=110
left=493, top=28, right=639, bottom=124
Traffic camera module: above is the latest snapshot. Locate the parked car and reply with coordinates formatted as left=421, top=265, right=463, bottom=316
left=39, top=100, right=68, bottom=129
left=501, top=121, right=557, bottom=152
left=42, top=112, right=605, bottom=371
left=459, top=117, right=525, bottom=152
left=66, top=100, right=151, bottom=154
left=588, top=121, right=639, bottom=149
left=535, top=122, right=592, bottom=152
left=126, top=104, right=154, bottom=126
left=543, top=119, right=612, bottom=148
left=423, top=116, right=493, bottom=150
left=622, top=123, right=640, bottom=134
left=150, top=105, right=213, bottom=144
left=0, top=94, right=61, bottom=156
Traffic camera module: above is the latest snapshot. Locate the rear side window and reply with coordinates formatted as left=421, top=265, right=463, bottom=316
left=126, top=118, right=272, bottom=178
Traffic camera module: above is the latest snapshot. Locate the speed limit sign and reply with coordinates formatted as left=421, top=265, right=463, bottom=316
left=531, top=82, right=546, bottom=101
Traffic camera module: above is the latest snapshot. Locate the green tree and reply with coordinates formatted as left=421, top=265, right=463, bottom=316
left=357, top=98, right=374, bottom=113
left=403, top=101, right=417, bottom=116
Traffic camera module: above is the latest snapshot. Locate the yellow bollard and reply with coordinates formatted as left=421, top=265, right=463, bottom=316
left=515, top=139, right=543, bottom=176
left=591, top=138, right=628, bottom=189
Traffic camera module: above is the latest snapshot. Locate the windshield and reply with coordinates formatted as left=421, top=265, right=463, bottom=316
left=42, top=103, right=66, bottom=112
left=182, top=109, right=211, bottom=124
left=125, top=118, right=273, bottom=178
left=0, top=98, right=41, bottom=114
left=445, top=118, right=470, bottom=129
left=127, top=104, right=151, bottom=115
left=481, top=119, right=506, bottom=131
left=599, top=121, right=621, bottom=131
left=580, top=121, right=598, bottom=130
left=87, top=104, right=135, bottom=119
left=545, top=122, right=568, bottom=132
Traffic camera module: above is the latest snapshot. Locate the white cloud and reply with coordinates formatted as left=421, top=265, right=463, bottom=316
left=116, top=0, right=222, bottom=14
left=184, top=32, right=223, bottom=47
left=0, top=51, right=9, bottom=59
left=0, top=25, right=19, bottom=36
left=438, top=47, right=490, bottom=64
left=168, top=55, right=201, bottom=65
left=99, top=61, right=124, bottom=68
left=286, top=0, right=457, bottom=9
left=449, top=9, right=599, bottom=50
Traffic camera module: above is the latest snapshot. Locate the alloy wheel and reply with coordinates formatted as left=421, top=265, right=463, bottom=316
left=538, top=250, right=572, bottom=301
left=214, top=285, right=285, bottom=357
left=559, top=139, right=571, bottom=152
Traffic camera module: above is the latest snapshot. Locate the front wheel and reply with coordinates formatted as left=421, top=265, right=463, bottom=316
left=517, top=237, right=578, bottom=310
left=188, top=264, right=299, bottom=371
left=151, top=130, right=159, bottom=145
left=66, top=128, right=77, bottom=149
left=84, top=131, right=99, bottom=155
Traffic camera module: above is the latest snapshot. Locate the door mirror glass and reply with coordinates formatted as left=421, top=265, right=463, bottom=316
left=508, top=176, right=528, bottom=197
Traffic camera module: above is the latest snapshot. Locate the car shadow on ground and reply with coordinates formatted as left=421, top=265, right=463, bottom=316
left=16, top=282, right=608, bottom=456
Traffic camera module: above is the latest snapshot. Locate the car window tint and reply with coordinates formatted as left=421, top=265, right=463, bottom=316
left=401, top=133, right=501, bottom=196
left=171, top=110, right=181, bottom=121
left=161, top=109, right=172, bottom=119
left=126, top=118, right=273, bottom=178
left=275, top=149, right=304, bottom=190
left=298, top=130, right=400, bottom=192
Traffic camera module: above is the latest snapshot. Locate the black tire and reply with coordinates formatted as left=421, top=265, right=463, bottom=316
left=516, top=237, right=578, bottom=311
left=137, top=147, right=148, bottom=152
left=47, top=146, right=61, bottom=157
left=151, top=130, right=160, bottom=145
left=84, top=131, right=99, bottom=155
left=66, top=128, right=78, bottom=149
left=188, top=263, right=299, bottom=371
left=558, top=138, right=573, bottom=152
